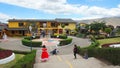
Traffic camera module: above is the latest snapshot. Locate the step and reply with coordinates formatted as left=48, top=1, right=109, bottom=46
left=35, top=53, right=90, bottom=63
left=34, top=51, right=120, bottom=68
left=69, top=58, right=107, bottom=68
left=34, top=62, right=69, bottom=68
left=102, top=65, right=120, bottom=68
left=34, top=58, right=107, bottom=68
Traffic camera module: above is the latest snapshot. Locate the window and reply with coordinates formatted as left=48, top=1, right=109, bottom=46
left=40, top=22, right=46, bottom=28
left=19, top=31, right=22, bottom=34
left=51, top=22, right=57, bottom=27
left=65, top=23, right=68, bottom=26
left=12, top=31, right=15, bottom=34
left=19, top=22, right=24, bottom=27
left=51, top=23, right=55, bottom=27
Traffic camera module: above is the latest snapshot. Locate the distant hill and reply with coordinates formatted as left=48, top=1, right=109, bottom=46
left=76, top=17, right=120, bottom=27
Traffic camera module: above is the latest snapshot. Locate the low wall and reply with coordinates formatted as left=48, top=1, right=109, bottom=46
left=0, top=53, right=15, bottom=64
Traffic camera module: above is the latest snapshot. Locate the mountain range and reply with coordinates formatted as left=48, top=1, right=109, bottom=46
left=76, top=17, right=120, bottom=27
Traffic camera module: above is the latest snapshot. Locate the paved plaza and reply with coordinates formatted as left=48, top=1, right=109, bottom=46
left=0, top=36, right=119, bottom=68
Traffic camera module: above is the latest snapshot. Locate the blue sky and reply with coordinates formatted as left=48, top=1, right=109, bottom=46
left=0, top=0, right=120, bottom=23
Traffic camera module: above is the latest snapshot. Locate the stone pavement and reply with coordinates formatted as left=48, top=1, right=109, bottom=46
left=0, top=36, right=119, bottom=68
left=34, top=36, right=120, bottom=68
left=34, top=49, right=120, bottom=68
left=0, top=37, right=31, bottom=51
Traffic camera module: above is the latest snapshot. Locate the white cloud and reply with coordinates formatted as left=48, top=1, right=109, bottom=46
left=87, top=0, right=104, bottom=1
left=0, top=13, right=11, bottom=23
left=118, top=4, right=120, bottom=8
left=72, top=15, right=103, bottom=20
left=0, top=0, right=120, bottom=20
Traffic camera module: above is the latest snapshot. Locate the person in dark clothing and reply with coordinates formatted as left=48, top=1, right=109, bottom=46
left=50, top=49, right=59, bottom=55
left=73, top=44, right=78, bottom=59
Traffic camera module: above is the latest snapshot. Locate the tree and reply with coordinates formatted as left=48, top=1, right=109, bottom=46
left=104, top=28, right=112, bottom=36
left=106, top=25, right=114, bottom=30
left=116, top=28, right=120, bottom=36
left=61, top=23, right=65, bottom=28
left=61, top=23, right=66, bottom=34
left=89, top=21, right=106, bottom=35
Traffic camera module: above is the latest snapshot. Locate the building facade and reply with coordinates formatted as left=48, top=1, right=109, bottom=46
left=7, top=18, right=76, bottom=36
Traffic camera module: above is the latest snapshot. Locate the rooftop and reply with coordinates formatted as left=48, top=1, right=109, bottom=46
left=8, top=18, right=76, bottom=23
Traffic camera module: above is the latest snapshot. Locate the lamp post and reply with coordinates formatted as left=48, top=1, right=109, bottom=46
left=29, top=25, right=32, bottom=52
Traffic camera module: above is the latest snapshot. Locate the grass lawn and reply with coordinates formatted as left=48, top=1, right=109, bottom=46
left=98, top=37, right=120, bottom=46
left=0, top=54, right=24, bottom=68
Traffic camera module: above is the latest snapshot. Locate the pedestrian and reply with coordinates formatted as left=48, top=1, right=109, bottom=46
left=84, top=50, right=88, bottom=59
left=50, top=48, right=59, bottom=55
left=73, top=44, right=78, bottom=59
left=41, top=45, right=49, bottom=62
left=42, top=30, right=45, bottom=38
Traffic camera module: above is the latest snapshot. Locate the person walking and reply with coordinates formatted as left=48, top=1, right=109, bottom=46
left=73, top=44, right=78, bottom=59
left=41, top=45, right=49, bottom=62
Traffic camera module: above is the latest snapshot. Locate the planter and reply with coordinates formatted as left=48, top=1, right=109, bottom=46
left=0, top=53, right=15, bottom=64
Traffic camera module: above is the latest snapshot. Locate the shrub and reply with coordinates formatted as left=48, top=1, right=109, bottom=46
left=59, top=38, right=72, bottom=46
left=24, top=36, right=31, bottom=40
left=22, top=39, right=42, bottom=47
left=78, top=47, right=120, bottom=65
left=76, top=33, right=86, bottom=38
left=35, top=36, right=40, bottom=39
left=51, top=34, right=67, bottom=39
left=12, top=50, right=30, bottom=55
left=89, top=40, right=100, bottom=48
left=59, top=35, right=67, bottom=39
left=89, top=35, right=96, bottom=42
left=77, top=37, right=120, bottom=65
left=88, top=48, right=120, bottom=65
left=95, top=35, right=106, bottom=39
left=12, top=50, right=36, bottom=68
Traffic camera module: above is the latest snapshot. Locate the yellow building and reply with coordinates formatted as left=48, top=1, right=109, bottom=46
left=7, top=18, right=76, bottom=36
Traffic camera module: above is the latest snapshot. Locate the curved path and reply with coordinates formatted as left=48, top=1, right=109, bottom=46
left=55, top=36, right=91, bottom=55
left=0, top=36, right=91, bottom=52
left=0, top=37, right=31, bottom=51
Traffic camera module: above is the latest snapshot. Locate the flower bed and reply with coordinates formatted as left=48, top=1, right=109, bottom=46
left=0, top=50, right=15, bottom=64
left=102, top=42, right=120, bottom=48
left=0, top=50, right=12, bottom=59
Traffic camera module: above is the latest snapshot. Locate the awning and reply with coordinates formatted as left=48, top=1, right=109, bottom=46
left=7, top=28, right=28, bottom=31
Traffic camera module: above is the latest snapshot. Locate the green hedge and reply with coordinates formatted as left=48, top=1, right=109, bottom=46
left=0, top=48, right=30, bottom=55
left=12, top=50, right=36, bottom=68
left=88, top=40, right=100, bottom=48
left=22, top=39, right=42, bottom=47
left=59, top=38, right=72, bottom=46
left=78, top=40, right=120, bottom=65
left=88, top=48, right=120, bottom=65
left=24, top=36, right=31, bottom=40
left=76, top=33, right=86, bottom=38
left=51, top=34, right=67, bottom=39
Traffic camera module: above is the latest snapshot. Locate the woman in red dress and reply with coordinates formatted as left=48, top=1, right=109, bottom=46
left=41, top=45, right=49, bottom=62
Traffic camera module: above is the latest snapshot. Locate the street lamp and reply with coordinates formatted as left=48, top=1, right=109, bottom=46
left=29, top=25, right=32, bottom=52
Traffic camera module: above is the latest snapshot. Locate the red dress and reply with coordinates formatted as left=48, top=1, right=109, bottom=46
left=41, top=48, right=49, bottom=61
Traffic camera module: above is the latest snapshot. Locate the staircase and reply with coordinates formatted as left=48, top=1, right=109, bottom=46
left=34, top=50, right=119, bottom=68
